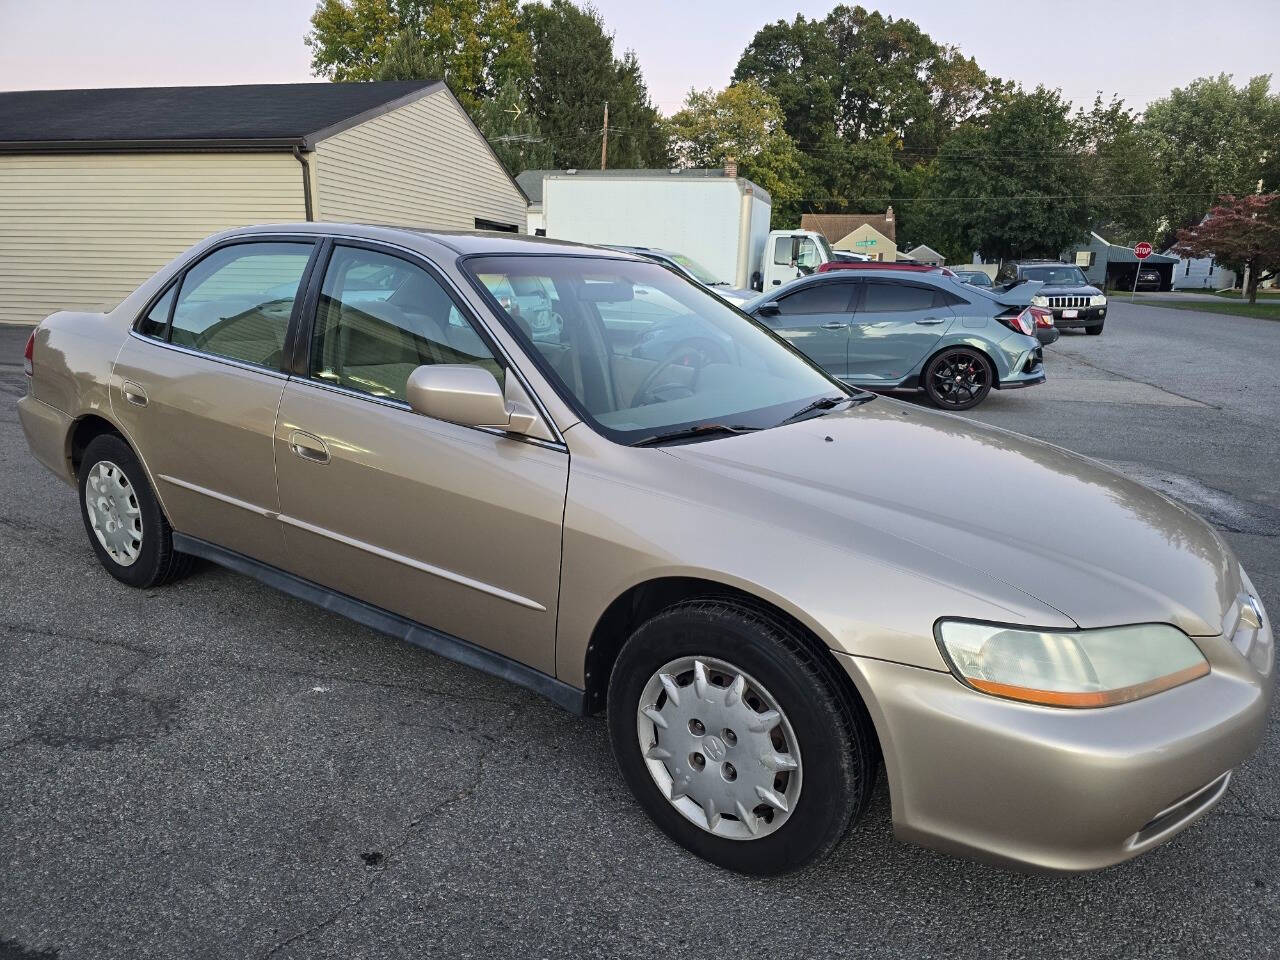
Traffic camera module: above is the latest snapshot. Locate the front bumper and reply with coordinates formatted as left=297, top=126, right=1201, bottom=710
left=1050, top=305, right=1106, bottom=328
left=835, top=616, right=1273, bottom=872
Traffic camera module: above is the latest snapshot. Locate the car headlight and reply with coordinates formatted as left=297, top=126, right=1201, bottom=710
left=1030, top=295, right=1049, bottom=307
left=936, top=620, right=1208, bottom=708
left=1091, top=295, right=1107, bottom=306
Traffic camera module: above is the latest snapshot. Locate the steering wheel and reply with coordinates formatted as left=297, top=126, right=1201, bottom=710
left=633, top=343, right=711, bottom=406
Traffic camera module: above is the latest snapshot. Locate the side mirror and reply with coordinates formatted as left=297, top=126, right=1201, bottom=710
left=756, top=301, right=781, bottom=318
left=405, top=364, right=538, bottom=435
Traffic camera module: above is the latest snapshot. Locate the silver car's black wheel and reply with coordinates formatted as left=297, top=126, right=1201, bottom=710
left=608, top=599, right=877, bottom=874
left=923, top=347, right=993, bottom=411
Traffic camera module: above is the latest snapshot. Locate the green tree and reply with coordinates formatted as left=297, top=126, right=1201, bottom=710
left=521, top=1, right=667, bottom=169
left=1074, top=96, right=1160, bottom=245
left=306, top=0, right=531, bottom=112
left=931, top=86, right=1091, bottom=261
left=1144, top=74, right=1279, bottom=244
left=665, top=81, right=805, bottom=225
left=473, top=77, right=553, bottom=175
left=731, top=6, right=1005, bottom=222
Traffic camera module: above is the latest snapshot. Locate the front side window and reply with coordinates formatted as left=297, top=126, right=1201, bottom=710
left=860, top=282, right=938, bottom=312
left=466, top=255, right=838, bottom=444
left=310, top=245, right=502, bottom=402
left=168, top=241, right=313, bottom=368
left=796, top=238, right=821, bottom=271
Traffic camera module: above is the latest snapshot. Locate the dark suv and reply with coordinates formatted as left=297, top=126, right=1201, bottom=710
left=995, top=260, right=1107, bottom=336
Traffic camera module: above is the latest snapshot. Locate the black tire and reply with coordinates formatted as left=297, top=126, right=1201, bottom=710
left=922, top=346, right=994, bottom=411
left=1085, top=320, right=1105, bottom=336
left=607, top=599, right=877, bottom=875
left=77, top=433, right=192, bottom=588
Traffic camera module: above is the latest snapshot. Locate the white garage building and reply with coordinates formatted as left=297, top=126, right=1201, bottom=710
left=0, top=81, right=527, bottom=325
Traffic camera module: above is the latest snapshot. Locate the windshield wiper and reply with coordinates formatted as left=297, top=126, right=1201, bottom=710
left=632, top=423, right=762, bottom=447
left=780, top=392, right=874, bottom=425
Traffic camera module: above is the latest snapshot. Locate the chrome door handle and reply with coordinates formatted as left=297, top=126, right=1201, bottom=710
left=915, top=317, right=946, bottom=325
left=121, top=380, right=149, bottom=406
left=289, top=430, right=330, bottom=464
left=820, top=321, right=848, bottom=330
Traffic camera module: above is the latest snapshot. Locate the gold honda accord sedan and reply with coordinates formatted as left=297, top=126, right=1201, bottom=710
left=18, top=224, right=1273, bottom=874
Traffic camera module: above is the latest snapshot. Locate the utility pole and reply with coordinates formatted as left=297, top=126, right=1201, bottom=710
left=600, top=101, right=609, bottom=170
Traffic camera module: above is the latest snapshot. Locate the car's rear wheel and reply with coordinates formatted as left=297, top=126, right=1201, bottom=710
left=607, top=599, right=876, bottom=874
left=1086, top=320, right=1105, bottom=336
left=78, top=433, right=191, bottom=588
left=923, top=347, right=993, bottom=411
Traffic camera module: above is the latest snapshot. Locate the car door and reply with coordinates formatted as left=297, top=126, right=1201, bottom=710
left=846, top=279, right=955, bottom=383
left=759, top=279, right=856, bottom=377
left=111, top=237, right=319, bottom=567
left=272, top=240, right=567, bottom=675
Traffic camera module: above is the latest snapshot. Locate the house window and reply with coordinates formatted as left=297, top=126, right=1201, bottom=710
left=474, top=218, right=519, bottom=233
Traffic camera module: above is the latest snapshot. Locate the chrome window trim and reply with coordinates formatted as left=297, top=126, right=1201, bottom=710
left=127, top=330, right=291, bottom=380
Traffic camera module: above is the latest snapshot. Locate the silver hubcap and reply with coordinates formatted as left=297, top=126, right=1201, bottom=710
left=84, top=460, right=143, bottom=567
left=636, top=656, right=802, bottom=840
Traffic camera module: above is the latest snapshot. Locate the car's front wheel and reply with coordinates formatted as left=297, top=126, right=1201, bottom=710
left=607, top=599, right=877, bottom=874
left=1085, top=320, right=1105, bottom=336
left=78, top=433, right=191, bottom=588
left=923, top=347, right=993, bottom=410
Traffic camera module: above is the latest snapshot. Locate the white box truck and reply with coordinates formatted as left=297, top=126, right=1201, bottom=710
left=540, top=171, right=836, bottom=295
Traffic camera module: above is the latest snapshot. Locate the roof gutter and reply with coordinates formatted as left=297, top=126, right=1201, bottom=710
left=0, top=137, right=306, bottom=155
left=292, top=146, right=314, bottom=222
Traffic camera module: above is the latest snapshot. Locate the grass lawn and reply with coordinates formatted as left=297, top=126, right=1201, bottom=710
left=1212, top=289, right=1280, bottom=300
left=1131, top=297, right=1280, bottom=321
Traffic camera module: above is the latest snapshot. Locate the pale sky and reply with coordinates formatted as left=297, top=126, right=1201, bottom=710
left=1, top=0, right=1275, bottom=115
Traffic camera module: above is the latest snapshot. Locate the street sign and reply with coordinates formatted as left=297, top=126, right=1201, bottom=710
left=1134, top=241, right=1153, bottom=260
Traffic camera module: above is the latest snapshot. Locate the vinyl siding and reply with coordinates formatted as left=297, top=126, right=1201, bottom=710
left=0, top=153, right=304, bottom=325
left=313, top=89, right=526, bottom=232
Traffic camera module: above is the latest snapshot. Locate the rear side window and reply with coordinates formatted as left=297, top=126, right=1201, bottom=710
left=168, top=242, right=313, bottom=368
left=860, top=282, right=938, bottom=312
left=310, top=245, right=503, bottom=402
left=776, top=283, right=855, bottom=315
left=138, top=285, right=176, bottom=339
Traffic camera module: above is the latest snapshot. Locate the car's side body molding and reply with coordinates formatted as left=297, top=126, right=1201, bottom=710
left=172, top=533, right=587, bottom=715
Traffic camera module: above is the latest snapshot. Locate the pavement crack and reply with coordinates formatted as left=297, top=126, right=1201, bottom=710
left=259, top=704, right=527, bottom=959
left=1056, top=345, right=1222, bottom=409
left=0, top=620, right=160, bottom=658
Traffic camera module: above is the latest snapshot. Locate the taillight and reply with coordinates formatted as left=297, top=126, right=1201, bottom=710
left=1029, top=306, right=1054, bottom=328
left=998, top=309, right=1035, bottom=337
left=23, top=330, right=34, bottom=377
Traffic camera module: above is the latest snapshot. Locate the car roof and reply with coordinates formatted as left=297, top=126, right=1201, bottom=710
left=212, top=221, right=644, bottom=261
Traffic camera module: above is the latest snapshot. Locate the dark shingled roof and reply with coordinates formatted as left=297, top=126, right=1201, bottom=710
left=0, top=81, right=442, bottom=150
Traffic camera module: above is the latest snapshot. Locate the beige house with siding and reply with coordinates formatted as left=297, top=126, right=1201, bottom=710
left=0, top=81, right=527, bottom=325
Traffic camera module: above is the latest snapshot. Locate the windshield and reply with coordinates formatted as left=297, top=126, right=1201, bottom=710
left=814, top=234, right=835, bottom=262
left=465, top=255, right=841, bottom=444
left=1020, top=265, right=1088, bottom=285
left=667, top=253, right=722, bottom=286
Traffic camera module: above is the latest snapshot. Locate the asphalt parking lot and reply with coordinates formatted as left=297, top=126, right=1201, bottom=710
left=2, top=299, right=1278, bottom=959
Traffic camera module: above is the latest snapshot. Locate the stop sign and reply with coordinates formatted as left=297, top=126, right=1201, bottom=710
left=1134, top=241, right=1153, bottom=260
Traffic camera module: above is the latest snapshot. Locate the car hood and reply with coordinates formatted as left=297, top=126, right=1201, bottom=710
left=664, top=401, right=1239, bottom=636
left=1037, top=284, right=1103, bottom=297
